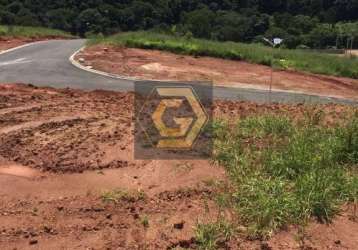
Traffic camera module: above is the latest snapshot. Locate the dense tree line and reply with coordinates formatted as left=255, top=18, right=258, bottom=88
left=0, top=0, right=357, bottom=49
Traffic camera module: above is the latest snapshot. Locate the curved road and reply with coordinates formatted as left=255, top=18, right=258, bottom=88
left=0, top=39, right=356, bottom=105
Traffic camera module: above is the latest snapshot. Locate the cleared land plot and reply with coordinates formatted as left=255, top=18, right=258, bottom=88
left=77, top=45, right=358, bottom=100
left=0, top=84, right=356, bottom=249
left=89, top=32, right=358, bottom=79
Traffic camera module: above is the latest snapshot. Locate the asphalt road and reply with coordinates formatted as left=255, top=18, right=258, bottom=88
left=0, top=39, right=356, bottom=105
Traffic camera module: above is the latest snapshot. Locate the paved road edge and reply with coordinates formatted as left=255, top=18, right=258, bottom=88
left=69, top=46, right=140, bottom=81
left=69, top=46, right=175, bottom=84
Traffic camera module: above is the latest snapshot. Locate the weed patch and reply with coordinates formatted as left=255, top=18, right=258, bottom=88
left=101, top=189, right=146, bottom=203
left=0, top=25, right=73, bottom=38
left=213, top=112, right=358, bottom=237
left=195, top=220, right=234, bottom=250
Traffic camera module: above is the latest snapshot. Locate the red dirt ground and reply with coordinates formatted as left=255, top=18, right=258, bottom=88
left=0, top=84, right=357, bottom=249
left=0, top=36, right=71, bottom=52
left=76, top=45, right=358, bottom=100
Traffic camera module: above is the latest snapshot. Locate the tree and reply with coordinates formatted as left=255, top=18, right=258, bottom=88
left=76, top=8, right=104, bottom=35
left=6, top=1, right=23, bottom=14
left=182, top=8, right=215, bottom=38
left=212, top=11, right=269, bottom=42
left=0, top=0, right=355, bottom=48
left=16, top=8, right=40, bottom=26
left=307, top=24, right=337, bottom=49
left=0, top=10, right=15, bottom=25
left=46, top=8, right=75, bottom=31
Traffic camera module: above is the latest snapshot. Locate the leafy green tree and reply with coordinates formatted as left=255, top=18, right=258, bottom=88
left=16, top=8, right=40, bottom=26
left=183, top=8, right=215, bottom=38
left=46, top=8, right=75, bottom=31
left=6, top=1, right=23, bottom=14
left=307, top=24, right=337, bottom=49
left=0, top=0, right=355, bottom=48
left=76, top=8, right=104, bottom=35
left=0, top=10, right=15, bottom=25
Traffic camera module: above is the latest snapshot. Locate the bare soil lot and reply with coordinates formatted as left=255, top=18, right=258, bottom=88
left=0, top=36, right=70, bottom=52
left=0, top=37, right=30, bottom=52
left=76, top=45, right=358, bottom=100
left=0, top=84, right=357, bottom=249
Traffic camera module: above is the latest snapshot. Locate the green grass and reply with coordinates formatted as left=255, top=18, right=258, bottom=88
left=140, top=215, right=150, bottom=228
left=195, top=220, right=234, bottom=250
left=89, top=31, right=358, bottom=79
left=101, top=188, right=146, bottom=203
left=213, top=112, right=358, bottom=238
left=0, top=25, right=73, bottom=38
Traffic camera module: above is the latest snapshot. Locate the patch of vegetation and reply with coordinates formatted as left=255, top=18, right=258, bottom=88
left=195, top=220, right=234, bottom=250
left=0, top=25, right=73, bottom=38
left=140, top=215, right=150, bottom=228
left=90, top=32, right=358, bottom=79
left=213, top=112, right=358, bottom=237
left=101, top=188, right=146, bottom=203
left=238, top=114, right=293, bottom=138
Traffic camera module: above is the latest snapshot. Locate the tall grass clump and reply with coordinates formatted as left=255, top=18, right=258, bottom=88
left=90, top=31, right=358, bottom=79
left=195, top=220, right=234, bottom=250
left=213, top=113, right=358, bottom=237
left=0, top=25, right=73, bottom=38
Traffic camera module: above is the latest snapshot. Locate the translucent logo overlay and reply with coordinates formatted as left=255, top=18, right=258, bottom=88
left=134, top=81, right=213, bottom=159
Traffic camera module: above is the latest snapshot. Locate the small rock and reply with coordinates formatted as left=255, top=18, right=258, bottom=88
left=335, top=240, right=341, bottom=245
left=79, top=58, right=85, bottom=63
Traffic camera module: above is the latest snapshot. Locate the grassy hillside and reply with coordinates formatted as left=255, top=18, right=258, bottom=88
left=0, top=25, right=73, bottom=38
left=90, top=31, right=358, bottom=79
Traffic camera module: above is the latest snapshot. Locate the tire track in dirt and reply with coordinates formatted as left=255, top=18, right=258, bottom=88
left=0, top=116, right=132, bottom=173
